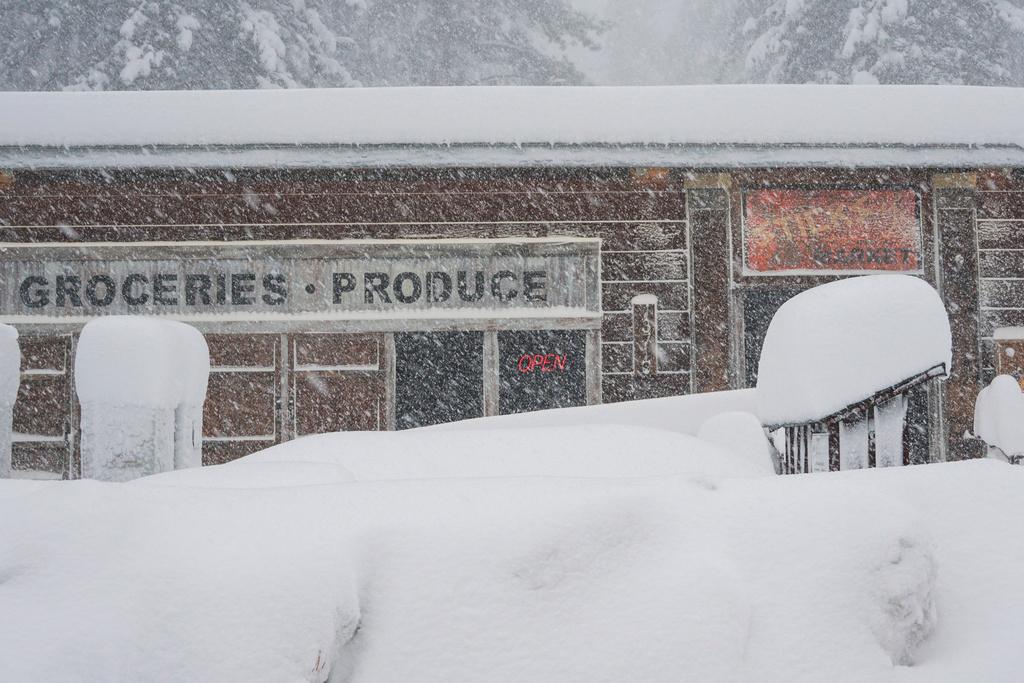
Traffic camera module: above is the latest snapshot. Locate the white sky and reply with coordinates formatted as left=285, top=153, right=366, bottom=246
left=568, top=0, right=744, bottom=85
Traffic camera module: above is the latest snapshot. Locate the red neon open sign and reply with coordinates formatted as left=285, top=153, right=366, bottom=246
left=517, top=354, right=568, bottom=373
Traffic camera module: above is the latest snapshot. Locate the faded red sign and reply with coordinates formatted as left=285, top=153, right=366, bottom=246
left=744, top=189, right=920, bottom=273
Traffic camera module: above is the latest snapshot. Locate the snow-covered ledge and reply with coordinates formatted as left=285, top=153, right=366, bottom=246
left=0, top=85, right=1021, bottom=169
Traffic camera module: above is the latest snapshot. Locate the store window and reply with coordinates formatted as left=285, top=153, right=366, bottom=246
left=395, top=331, right=483, bottom=429
left=498, top=330, right=586, bottom=415
left=11, top=335, right=74, bottom=479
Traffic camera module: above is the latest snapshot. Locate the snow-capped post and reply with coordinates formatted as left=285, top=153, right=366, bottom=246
left=170, top=323, right=210, bottom=471
left=756, top=275, right=952, bottom=474
left=973, top=375, right=1024, bottom=464
left=76, top=317, right=208, bottom=482
left=0, top=324, right=20, bottom=478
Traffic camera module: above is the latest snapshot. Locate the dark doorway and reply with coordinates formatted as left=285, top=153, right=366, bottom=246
left=741, top=287, right=802, bottom=387
left=395, top=331, right=484, bottom=429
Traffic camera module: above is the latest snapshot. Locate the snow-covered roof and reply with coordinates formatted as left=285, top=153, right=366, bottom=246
left=756, top=275, right=952, bottom=427
left=0, top=85, right=1023, bottom=169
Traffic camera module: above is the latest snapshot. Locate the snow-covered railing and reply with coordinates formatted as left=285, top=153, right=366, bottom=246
left=755, top=275, right=952, bottom=474
left=772, top=364, right=946, bottom=474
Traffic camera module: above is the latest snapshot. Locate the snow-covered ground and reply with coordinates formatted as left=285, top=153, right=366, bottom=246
left=1, top=420, right=1022, bottom=682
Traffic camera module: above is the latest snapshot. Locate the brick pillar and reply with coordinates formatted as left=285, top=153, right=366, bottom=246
left=685, top=174, right=732, bottom=393
left=933, top=173, right=984, bottom=461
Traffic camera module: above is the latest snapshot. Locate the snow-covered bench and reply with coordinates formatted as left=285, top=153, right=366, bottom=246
left=756, top=275, right=951, bottom=473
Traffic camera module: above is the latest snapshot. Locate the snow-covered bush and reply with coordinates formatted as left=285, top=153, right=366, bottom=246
left=973, top=374, right=1024, bottom=462
left=0, top=324, right=20, bottom=478
left=75, top=317, right=209, bottom=481
left=757, top=274, right=951, bottom=427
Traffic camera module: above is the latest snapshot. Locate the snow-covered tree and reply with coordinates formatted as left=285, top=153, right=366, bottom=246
left=352, top=0, right=601, bottom=86
left=736, top=0, right=1024, bottom=85
left=0, top=1, right=359, bottom=90
left=592, top=0, right=741, bottom=85
left=0, top=0, right=600, bottom=90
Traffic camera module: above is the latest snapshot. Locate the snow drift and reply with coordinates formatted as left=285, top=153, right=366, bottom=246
left=697, top=411, right=777, bottom=475
left=13, top=453, right=1009, bottom=682
left=435, top=387, right=758, bottom=436
left=756, top=275, right=951, bottom=426
left=0, top=324, right=19, bottom=478
left=4, top=401, right=1024, bottom=682
left=227, top=423, right=768, bottom=482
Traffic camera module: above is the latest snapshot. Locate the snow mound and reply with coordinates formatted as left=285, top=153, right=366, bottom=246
left=757, top=275, right=951, bottom=426
left=0, top=481, right=361, bottom=683
left=3, top=457, right=1000, bottom=682
left=138, top=460, right=356, bottom=488
left=353, top=493, right=751, bottom=682
left=0, top=324, right=20, bottom=405
left=435, top=388, right=758, bottom=436
left=239, top=423, right=771, bottom=481
left=697, top=411, right=777, bottom=475
left=973, top=375, right=1024, bottom=458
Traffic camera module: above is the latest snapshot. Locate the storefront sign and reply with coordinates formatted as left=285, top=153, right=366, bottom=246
left=516, top=353, right=569, bottom=373
left=0, top=239, right=601, bottom=319
left=743, top=189, right=921, bottom=274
